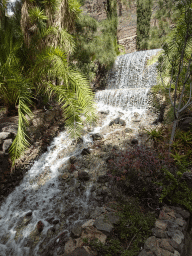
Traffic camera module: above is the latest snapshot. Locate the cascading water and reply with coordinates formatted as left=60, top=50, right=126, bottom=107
left=0, top=49, right=161, bottom=256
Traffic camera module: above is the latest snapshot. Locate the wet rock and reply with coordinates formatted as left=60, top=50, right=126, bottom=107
left=100, top=110, right=109, bottom=115
left=2, top=139, right=12, bottom=153
left=81, top=148, right=91, bottom=155
left=69, top=156, right=77, bottom=164
left=71, top=225, right=82, bottom=238
left=37, top=220, right=44, bottom=232
left=78, top=171, right=90, bottom=181
left=131, top=138, right=138, bottom=145
left=46, top=217, right=54, bottom=224
left=91, top=133, right=104, bottom=140
left=109, top=117, right=126, bottom=126
left=64, top=237, right=76, bottom=254
left=25, top=211, right=32, bottom=217
left=52, top=219, right=60, bottom=225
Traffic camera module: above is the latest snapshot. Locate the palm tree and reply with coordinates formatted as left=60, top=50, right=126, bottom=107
left=0, top=0, right=96, bottom=168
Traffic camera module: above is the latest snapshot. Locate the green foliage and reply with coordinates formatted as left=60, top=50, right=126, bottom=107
left=159, top=168, right=192, bottom=213
left=148, top=0, right=179, bottom=49
left=73, top=14, right=118, bottom=84
left=136, top=0, right=153, bottom=50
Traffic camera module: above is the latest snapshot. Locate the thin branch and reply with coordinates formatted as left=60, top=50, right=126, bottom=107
left=126, top=227, right=142, bottom=250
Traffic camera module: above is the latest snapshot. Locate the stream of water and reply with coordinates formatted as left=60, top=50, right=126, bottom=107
left=0, top=49, right=161, bottom=256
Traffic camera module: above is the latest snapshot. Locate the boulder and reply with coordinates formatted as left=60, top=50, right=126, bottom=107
left=78, top=171, right=90, bottom=181
left=109, top=117, right=126, bottom=126
left=94, top=216, right=114, bottom=235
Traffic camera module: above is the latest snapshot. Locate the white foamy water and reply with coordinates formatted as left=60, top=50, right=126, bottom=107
left=0, top=49, right=161, bottom=255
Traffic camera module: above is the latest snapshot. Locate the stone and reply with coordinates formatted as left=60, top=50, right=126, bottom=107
left=69, top=156, right=77, bottom=164
left=64, top=237, right=76, bottom=254
left=93, top=216, right=114, bottom=234
left=90, top=207, right=105, bottom=219
left=173, top=251, right=180, bottom=256
left=124, top=128, right=133, bottom=133
left=144, top=236, right=162, bottom=255
left=2, top=126, right=17, bottom=136
left=175, top=218, right=185, bottom=227
left=37, top=220, right=44, bottom=232
left=159, top=210, right=174, bottom=220
left=169, top=240, right=182, bottom=252
left=172, top=230, right=184, bottom=244
left=100, top=110, right=109, bottom=115
left=109, top=117, right=126, bottom=126
left=177, top=209, right=190, bottom=219
left=138, top=250, right=155, bottom=256
left=155, top=220, right=168, bottom=230
left=131, top=138, right=138, bottom=145
left=2, top=139, right=12, bottom=153
left=81, top=148, right=91, bottom=155
left=82, top=219, right=95, bottom=228
left=25, top=211, right=32, bottom=217
left=71, top=225, right=82, bottom=238
left=159, top=239, right=174, bottom=253
left=52, top=219, right=60, bottom=225
left=46, top=217, right=54, bottom=224
left=64, top=247, right=93, bottom=256
left=0, top=132, right=12, bottom=144
left=104, top=212, right=120, bottom=224
left=179, top=117, right=192, bottom=131
left=91, top=133, right=104, bottom=140
left=152, top=228, right=168, bottom=238
left=78, top=171, right=90, bottom=181
left=76, top=226, right=107, bottom=246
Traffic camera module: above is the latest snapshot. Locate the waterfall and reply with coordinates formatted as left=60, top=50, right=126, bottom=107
left=0, top=49, right=161, bottom=256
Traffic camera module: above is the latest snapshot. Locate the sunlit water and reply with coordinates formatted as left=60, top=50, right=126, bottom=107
left=0, top=49, right=161, bottom=256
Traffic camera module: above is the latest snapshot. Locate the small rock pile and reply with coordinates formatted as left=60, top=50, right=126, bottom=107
left=139, top=205, right=191, bottom=256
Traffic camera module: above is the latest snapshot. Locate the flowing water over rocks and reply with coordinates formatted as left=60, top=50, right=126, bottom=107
left=0, top=49, right=162, bottom=256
